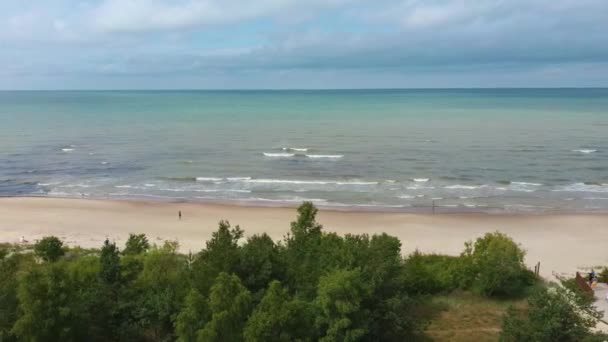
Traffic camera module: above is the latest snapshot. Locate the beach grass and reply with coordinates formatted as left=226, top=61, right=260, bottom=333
left=422, top=291, right=526, bottom=341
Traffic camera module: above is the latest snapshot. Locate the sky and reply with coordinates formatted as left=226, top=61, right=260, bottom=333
left=2, top=0, right=608, bottom=89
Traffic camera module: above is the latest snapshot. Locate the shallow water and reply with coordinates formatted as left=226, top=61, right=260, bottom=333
left=1, top=89, right=607, bottom=212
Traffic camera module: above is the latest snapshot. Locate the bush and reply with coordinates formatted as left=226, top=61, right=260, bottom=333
left=34, top=236, right=65, bottom=262
left=401, top=251, right=460, bottom=294
left=501, top=286, right=601, bottom=341
left=123, top=233, right=150, bottom=255
left=460, top=232, right=532, bottom=297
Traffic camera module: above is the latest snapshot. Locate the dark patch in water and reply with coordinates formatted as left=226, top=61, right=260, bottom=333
left=0, top=179, right=43, bottom=195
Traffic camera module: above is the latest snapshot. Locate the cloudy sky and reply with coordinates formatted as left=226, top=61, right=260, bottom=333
left=2, top=0, right=608, bottom=89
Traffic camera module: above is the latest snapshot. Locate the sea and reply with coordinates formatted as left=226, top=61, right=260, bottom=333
left=1, top=89, right=607, bottom=213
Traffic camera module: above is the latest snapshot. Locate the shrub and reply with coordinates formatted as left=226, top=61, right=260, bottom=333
left=460, top=232, right=532, bottom=297
left=33, top=236, right=65, bottom=262
left=501, top=286, right=601, bottom=341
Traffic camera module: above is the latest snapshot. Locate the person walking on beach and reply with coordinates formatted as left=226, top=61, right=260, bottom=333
left=178, top=210, right=182, bottom=220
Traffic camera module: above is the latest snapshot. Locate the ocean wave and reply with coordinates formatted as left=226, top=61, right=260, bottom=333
left=397, top=195, right=414, bottom=199
left=61, top=148, right=74, bottom=152
left=115, top=185, right=132, bottom=188
left=283, top=147, right=308, bottom=152
left=263, top=152, right=294, bottom=157
left=584, top=197, right=608, bottom=200
left=244, top=179, right=377, bottom=185
left=511, top=181, right=542, bottom=186
left=572, top=149, right=597, bottom=154
left=227, top=177, right=251, bottom=181
left=406, top=186, right=435, bottom=190
left=161, top=188, right=251, bottom=193
left=412, top=178, right=429, bottom=182
left=552, top=183, right=608, bottom=193
left=196, top=177, right=223, bottom=181
left=251, top=197, right=328, bottom=203
left=444, top=184, right=487, bottom=190
left=305, top=154, right=343, bottom=159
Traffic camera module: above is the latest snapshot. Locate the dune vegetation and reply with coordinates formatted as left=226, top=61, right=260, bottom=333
left=0, top=202, right=604, bottom=341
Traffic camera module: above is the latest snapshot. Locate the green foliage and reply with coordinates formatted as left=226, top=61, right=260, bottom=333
left=175, top=289, right=209, bottom=342
left=34, top=236, right=65, bottom=262
left=401, top=251, right=460, bottom=294
left=99, top=239, right=121, bottom=285
left=12, top=261, right=97, bottom=341
left=284, top=202, right=325, bottom=298
left=192, top=221, right=243, bottom=294
left=0, top=253, right=35, bottom=342
left=244, top=280, right=314, bottom=342
left=460, top=232, right=532, bottom=297
left=123, top=233, right=150, bottom=255
left=135, top=242, right=190, bottom=340
left=0, top=203, right=542, bottom=341
left=198, top=273, right=252, bottom=341
left=316, top=268, right=370, bottom=342
left=500, top=286, right=601, bottom=342
left=560, top=277, right=595, bottom=306
left=238, top=233, right=283, bottom=297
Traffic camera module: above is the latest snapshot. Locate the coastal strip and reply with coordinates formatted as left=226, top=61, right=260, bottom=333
left=1, top=197, right=608, bottom=278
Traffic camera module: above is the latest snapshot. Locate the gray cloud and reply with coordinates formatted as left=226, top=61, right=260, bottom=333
left=1, top=0, right=607, bottom=88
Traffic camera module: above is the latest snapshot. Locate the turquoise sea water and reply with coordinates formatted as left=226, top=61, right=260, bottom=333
left=1, top=89, right=607, bottom=212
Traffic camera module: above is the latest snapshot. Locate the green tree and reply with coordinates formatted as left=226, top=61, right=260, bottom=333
left=0, top=253, right=35, bottom=342
left=192, top=221, right=243, bottom=294
left=316, top=268, right=370, bottom=342
left=12, top=262, right=94, bottom=341
left=99, top=239, right=121, bottom=285
left=244, top=280, right=315, bottom=342
left=34, top=236, right=65, bottom=262
left=175, top=289, right=209, bottom=342
left=238, top=234, right=283, bottom=296
left=501, top=286, right=601, bottom=341
left=284, top=202, right=324, bottom=298
left=198, top=273, right=252, bottom=342
left=461, top=232, right=531, bottom=296
left=135, top=241, right=189, bottom=340
left=123, top=233, right=150, bottom=255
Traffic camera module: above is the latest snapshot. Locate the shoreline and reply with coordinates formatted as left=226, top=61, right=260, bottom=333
left=4, top=194, right=608, bottom=216
left=2, top=196, right=608, bottom=278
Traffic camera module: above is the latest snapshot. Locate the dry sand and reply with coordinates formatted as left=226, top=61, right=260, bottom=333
left=2, top=197, right=608, bottom=278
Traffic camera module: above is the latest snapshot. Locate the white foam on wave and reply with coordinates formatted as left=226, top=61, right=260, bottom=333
left=61, top=148, right=74, bottom=152
left=584, top=197, right=608, bottom=200
left=115, top=185, right=132, bottom=188
left=552, top=183, right=608, bottom=193
left=196, top=177, right=222, bottom=182
left=283, top=147, right=308, bottom=152
left=244, top=179, right=377, bottom=186
left=144, top=183, right=155, bottom=187
left=263, top=152, right=294, bottom=157
left=252, top=197, right=328, bottom=203
left=227, top=177, right=251, bottom=181
left=511, top=181, right=542, bottom=186
left=406, top=186, right=435, bottom=190
left=412, top=178, right=429, bottom=182
left=397, top=195, right=415, bottom=199
left=444, top=184, right=487, bottom=190
left=100, top=161, right=109, bottom=165
left=305, top=154, right=343, bottom=159
left=573, top=149, right=597, bottom=154
left=161, top=188, right=251, bottom=193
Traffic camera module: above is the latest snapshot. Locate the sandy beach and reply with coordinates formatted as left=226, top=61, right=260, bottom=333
left=2, top=197, right=608, bottom=278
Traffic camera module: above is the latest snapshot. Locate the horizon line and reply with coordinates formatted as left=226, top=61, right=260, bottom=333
left=1, top=86, right=608, bottom=92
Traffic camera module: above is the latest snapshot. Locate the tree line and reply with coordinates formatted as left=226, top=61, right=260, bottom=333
left=0, top=202, right=603, bottom=341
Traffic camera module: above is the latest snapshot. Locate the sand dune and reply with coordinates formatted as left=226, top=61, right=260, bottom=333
left=1, top=197, right=608, bottom=278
